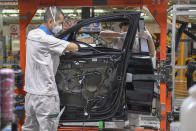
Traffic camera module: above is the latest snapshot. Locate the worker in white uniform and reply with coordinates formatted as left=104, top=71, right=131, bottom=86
left=22, top=6, right=78, bottom=131
left=100, top=22, right=155, bottom=57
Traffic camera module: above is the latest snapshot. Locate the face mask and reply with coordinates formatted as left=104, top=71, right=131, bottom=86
left=52, top=24, right=62, bottom=34
left=50, top=6, right=63, bottom=34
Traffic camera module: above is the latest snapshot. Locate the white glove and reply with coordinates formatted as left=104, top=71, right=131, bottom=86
left=138, top=29, right=152, bottom=40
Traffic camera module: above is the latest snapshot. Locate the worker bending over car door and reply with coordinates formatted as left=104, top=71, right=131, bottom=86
left=100, top=22, right=156, bottom=129
left=22, top=6, right=78, bottom=131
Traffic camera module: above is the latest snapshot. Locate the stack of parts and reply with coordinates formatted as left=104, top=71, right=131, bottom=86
left=0, top=68, right=15, bottom=130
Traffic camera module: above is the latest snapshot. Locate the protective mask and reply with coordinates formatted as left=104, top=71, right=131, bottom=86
left=50, top=6, right=63, bottom=34
left=52, top=24, right=62, bottom=34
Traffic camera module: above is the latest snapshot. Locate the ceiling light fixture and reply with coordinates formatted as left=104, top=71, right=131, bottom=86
left=37, top=9, right=45, bottom=14
left=62, top=9, right=74, bottom=13
left=76, top=9, right=81, bottom=13
left=2, top=9, right=19, bottom=13
left=94, top=9, right=104, bottom=13
left=189, top=10, right=196, bottom=12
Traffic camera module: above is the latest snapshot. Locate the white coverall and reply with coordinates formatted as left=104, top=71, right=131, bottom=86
left=22, top=26, right=70, bottom=131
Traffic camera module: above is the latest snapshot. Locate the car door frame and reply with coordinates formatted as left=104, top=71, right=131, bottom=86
left=57, top=12, right=140, bottom=121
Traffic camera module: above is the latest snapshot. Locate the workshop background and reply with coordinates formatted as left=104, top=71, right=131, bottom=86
left=1, top=0, right=196, bottom=131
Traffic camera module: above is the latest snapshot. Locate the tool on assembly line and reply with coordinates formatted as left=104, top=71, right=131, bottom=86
left=57, top=106, right=66, bottom=119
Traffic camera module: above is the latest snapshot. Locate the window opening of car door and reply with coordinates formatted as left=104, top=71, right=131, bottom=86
left=74, top=21, right=131, bottom=52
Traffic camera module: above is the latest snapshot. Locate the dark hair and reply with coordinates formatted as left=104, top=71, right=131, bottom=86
left=119, top=22, right=130, bottom=29
left=43, top=6, right=64, bottom=23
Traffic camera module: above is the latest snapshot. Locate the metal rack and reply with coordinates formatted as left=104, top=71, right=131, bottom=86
left=171, top=4, right=196, bottom=111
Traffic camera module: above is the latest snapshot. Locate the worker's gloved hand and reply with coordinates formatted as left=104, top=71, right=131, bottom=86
left=138, top=29, right=152, bottom=40
left=66, top=43, right=79, bottom=52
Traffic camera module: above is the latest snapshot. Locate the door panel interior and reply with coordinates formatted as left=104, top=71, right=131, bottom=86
left=55, top=12, right=151, bottom=122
